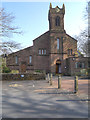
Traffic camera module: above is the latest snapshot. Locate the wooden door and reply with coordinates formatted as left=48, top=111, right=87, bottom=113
left=20, top=63, right=26, bottom=73
left=56, top=64, right=58, bottom=74
left=58, top=64, right=61, bottom=73
left=56, top=64, right=61, bottom=74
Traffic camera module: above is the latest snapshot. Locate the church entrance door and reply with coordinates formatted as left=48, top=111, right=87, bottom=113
left=58, top=64, right=61, bottom=73
left=56, top=60, right=61, bottom=74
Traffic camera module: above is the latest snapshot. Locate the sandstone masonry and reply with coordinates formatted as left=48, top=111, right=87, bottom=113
left=6, top=3, right=90, bottom=75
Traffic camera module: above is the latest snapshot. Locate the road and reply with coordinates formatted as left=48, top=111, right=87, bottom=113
left=2, top=76, right=88, bottom=118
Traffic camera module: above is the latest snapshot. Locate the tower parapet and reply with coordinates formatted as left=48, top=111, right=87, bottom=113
left=50, top=3, right=52, bottom=9
left=48, top=3, right=65, bottom=32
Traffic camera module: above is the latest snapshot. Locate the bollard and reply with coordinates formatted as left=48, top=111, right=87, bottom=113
left=43, top=71, right=46, bottom=80
left=74, top=76, right=78, bottom=93
left=58, top=75, right=61, bottom=89
left=47, top=73, right=50, bottom=83
left=50, top=73, right=52, bottom=85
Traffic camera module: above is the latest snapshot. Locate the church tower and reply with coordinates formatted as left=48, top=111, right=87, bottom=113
left=48, top=3, right=66, bottom=73
left=48, top=3, right=65, bottom=32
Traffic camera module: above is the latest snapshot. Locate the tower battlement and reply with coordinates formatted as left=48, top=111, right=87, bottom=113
left=48, top=3, right=65, bottom=32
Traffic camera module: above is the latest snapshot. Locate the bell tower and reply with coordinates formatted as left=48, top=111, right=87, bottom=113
left=48, top=3, right=65, bottom=32
left=48, top=3, right=66, bottom=73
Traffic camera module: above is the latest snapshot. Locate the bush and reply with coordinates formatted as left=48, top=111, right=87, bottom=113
left=80, top=69, right=87, bottom=76
left=87, top=68, right=90, bottom=73
left=11, top=70, right=19, bottom=73
left=35, top=70, right=42, bottom=73
left=75, top=72, right=81, bottom=76
left=80, top=69, right=90, bottom=76
left=2, top=66, right=11, bottom=73
left=86, top=68, right=90, bottom=76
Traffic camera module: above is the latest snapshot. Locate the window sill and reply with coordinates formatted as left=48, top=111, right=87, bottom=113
left=15, top=64, right=19, bottom=66
left=28, top=64, right=33, bottom=66
left=38, top=54, right=47, bottom=56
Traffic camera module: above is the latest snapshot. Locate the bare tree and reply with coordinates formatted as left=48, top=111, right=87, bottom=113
left=75, top=29, right=88, bottom=56
left=0, top=8, right=23, bottom=54
left=0, top=8, right=22, bottom=37
left=0, top=41, right=22, bottom=55
left=74, top=1, right=90, bottom=57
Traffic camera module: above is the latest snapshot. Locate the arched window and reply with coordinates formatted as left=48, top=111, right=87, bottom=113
left=68, top=49, right=73, bottom=55
left=55, top=16, right=60, bottom=26
left=57, top=38, right=60, bottom=50
left=29, top=56, right=32, bottom=64
left=15, top=56, right=18, bottom=64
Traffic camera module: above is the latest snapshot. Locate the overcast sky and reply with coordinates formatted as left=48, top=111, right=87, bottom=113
left=2, top=1, right=87, bottom=50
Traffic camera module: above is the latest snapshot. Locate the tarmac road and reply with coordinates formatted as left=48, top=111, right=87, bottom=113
left=2, top=77, right=88, bottom=118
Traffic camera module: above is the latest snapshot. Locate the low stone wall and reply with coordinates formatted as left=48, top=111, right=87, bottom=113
left=1, top=73, right=45, bottom=81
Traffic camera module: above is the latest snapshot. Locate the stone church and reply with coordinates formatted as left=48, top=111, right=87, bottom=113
left=6, top=3, right=89, bottom=75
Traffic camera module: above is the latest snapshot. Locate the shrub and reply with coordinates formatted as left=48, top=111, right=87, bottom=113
left=2, top=66, right=11, bottom=73
left=87, top=68, right=90, bottom=73
left=35, top=70, right=42, bottom=73
left=75, top=72, right=81, bottom=76
left=86, top=68, right=90, bottom=76
left=80, top=69, right=87, bottom=76
left=11, top=70, right=19, bottom=73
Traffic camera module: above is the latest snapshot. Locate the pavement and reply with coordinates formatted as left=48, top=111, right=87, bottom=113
left=2, top=76, right=88, bottom=118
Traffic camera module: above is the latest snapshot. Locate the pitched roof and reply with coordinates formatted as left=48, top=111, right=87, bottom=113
left=66, top=33, right=77, bottom=42
left=8, top=46, right=33, bottom=56
left=33, top=31, right=49, bottom=41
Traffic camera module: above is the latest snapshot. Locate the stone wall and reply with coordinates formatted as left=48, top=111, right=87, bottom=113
left=6, top=46, right=34, bottom=72
left=1, top=73, right=45, bottom=81
left=65, top=57, right=90, bottom=76
left=33, top=31, right=50, bottom=73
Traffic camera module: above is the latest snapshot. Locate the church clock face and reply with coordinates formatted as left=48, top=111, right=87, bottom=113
left=56, top=8, right=60, bottom=12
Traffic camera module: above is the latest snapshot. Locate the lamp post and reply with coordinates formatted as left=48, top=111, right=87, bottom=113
left=3, top=53, right=7, bottom=67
